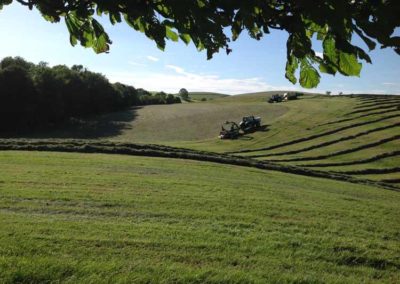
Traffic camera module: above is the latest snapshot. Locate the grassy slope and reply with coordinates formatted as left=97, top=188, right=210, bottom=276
left=1, top=151, right=400, bottom=283
left=174, top=94, right=362, bottom=152
left=188, top=92, right=229, bottom=101
left=4, top=92, right=400, bottom=187
left=26, top=93, right=287, bottom=143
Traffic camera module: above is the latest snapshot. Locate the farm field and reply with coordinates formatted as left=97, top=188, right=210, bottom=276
left=228, top=94, right=400, bottom=188
left=187, top=92, right=229, bottom=101
left=1, top=151, right=400, bottom=283
left=22, top=92, right=286, bottom=143
left=1, top=1, right=399, bottom=282
left=0, top=92, right=400, bottom=283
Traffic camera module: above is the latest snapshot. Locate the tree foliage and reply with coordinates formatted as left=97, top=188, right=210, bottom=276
left=2, top=0, right=399, bottom=88
left=0, top=56, right=180, bottom=131
left=179, top=88, right=189, bottom=100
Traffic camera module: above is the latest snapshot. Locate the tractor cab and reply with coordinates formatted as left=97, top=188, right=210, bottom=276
left=239, top=116, right=261, bottom=133
left=268, top=94, right=283, bottom=103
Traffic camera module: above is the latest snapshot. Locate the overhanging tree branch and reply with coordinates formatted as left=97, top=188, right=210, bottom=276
left=1, top=0, right=398, bottom=88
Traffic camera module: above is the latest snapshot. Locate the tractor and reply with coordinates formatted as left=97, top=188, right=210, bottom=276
left=268, top=94, right=283, bottom=103
left=219, top=121, right=240, bottom=139
left=239, top=116, right=261, bottom=133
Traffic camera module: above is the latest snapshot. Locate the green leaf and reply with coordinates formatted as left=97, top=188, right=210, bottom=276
left=93, top=33, right=110, bottom=53
left=319, top=62, right=337, bottom=75
left=179, top=34, right=191, bottom=45
left=197, top=0, right=206, bottom=8
left=91, top=18, right=111, bottom=53
left=109, top=12, right=122, bottom=25
left=166, top=26, right=178, bottom=42
left=339, top=52, right=362, bottom=76
left=69, top=35, right=78, bottom=46
left=134, top=18, right=146, bottom=32
left=300, top=60, right=320, bottom=88
left=65, top=13, right=81, bottom=47
left=123, top=14, right=135, bottom=29
left=196, top=41, right=205, bottom=52
left=323, top=37, right=338, bottom=65
left=285, top=55, right=298, bottom=84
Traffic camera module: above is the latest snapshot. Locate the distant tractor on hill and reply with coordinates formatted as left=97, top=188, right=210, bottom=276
left=269, top=92, right=300, bottom=103
left=284, top=92, right=300, bottom=101
left=268, top=94, right=284, bottom=103
left=239, top=116, right=261, bottom=133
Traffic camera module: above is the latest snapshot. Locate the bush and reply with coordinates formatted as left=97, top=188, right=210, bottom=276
left=179, top=88, right=189, bottom=100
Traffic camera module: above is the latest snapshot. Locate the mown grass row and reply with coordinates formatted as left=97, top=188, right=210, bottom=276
left=248, top=122, right=400, bottom=158
left=299, top=150, right=400, bottom=168
left=344, top=103, right=400, bottom=116
left=220, top=96, right=400, bottom=188
left=227, top=113, right=400, bottom=154
left=354, top=95, right=400, bottom=101
left=265, top=134, right=400, bottom=162
left=277, top=98, right=399, bottom=186
left=315, top=108, right=399, bottom=128
left=381, top=178, right=400, bottom=184
left=353, top=99, right=400, bottom=109
left=333, top=167, right=400, bottom=175
left=0, top=139, right=397, bottom=191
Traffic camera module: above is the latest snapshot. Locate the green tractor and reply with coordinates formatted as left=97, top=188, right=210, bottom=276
left=268, top=94, right=283, bottom=103
left=219, top=121, right=240, bottom=139
left=239, top=116, right=261, bottom=133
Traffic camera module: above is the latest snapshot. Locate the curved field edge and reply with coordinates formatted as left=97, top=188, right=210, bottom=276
left=1, top=151, right=400, bottom=283
left=0, top=139, right=398, bottom=191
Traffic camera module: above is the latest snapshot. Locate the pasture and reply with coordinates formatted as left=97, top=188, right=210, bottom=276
left=1, top=92, right=400, bottom=283
left=187, top=92, right=229, bottom=101
left=1, top=151, right=399, bottom=283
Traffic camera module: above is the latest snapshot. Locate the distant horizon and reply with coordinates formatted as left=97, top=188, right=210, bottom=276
left=2, top=54, right=399, bottom=97
left=184, top=90, right=400, bottom=96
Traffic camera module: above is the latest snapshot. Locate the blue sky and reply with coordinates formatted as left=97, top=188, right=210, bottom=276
left=1, top=3, right=399, bottom=95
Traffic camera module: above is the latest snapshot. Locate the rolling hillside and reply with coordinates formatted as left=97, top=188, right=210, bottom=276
left=3, top=93, right=400, bottom=189
left=0, top=92, right=399, bottom=282
left=188, top=92, right=229, bottom=101
left=20, top=92, right=287, bottom=142
left=228, top=94, right=400, bottom=188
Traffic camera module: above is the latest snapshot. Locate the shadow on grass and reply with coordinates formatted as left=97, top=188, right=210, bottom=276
left=236, top=124, right=270, bottom=140
left=1, top=106, right=141, bottom=139
left=244, top=124, right=270, bottom=133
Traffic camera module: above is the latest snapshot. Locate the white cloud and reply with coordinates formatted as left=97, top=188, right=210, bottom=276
left=315, top=52, right=323, bottom=58
left=146, top=56, right=159, bottom=62
left=382, top=82, right=398, bottom=86
left=106, top=64, right=311, bottom=94
left=165, top=64, right=185, bottom=74
left=128, top=61, right=146, bottom=67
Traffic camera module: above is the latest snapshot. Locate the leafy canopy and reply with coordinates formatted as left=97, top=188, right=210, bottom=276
left=3, top=0, right=400, bottom=88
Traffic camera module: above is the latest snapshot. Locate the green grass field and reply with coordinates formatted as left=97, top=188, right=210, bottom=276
left=188, top=92, right=229, bottom=101
left=1, top=151, right=399, bottom=283
left=1, top=92, right=400, bottom=283
left=22, top=92, right=287, bottom=143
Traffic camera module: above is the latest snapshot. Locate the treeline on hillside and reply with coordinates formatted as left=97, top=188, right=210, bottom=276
left=0, top=57, right=181, bottom=131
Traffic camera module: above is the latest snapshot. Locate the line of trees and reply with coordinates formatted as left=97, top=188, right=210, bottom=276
left=0, top=56, right=181, bottom=131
